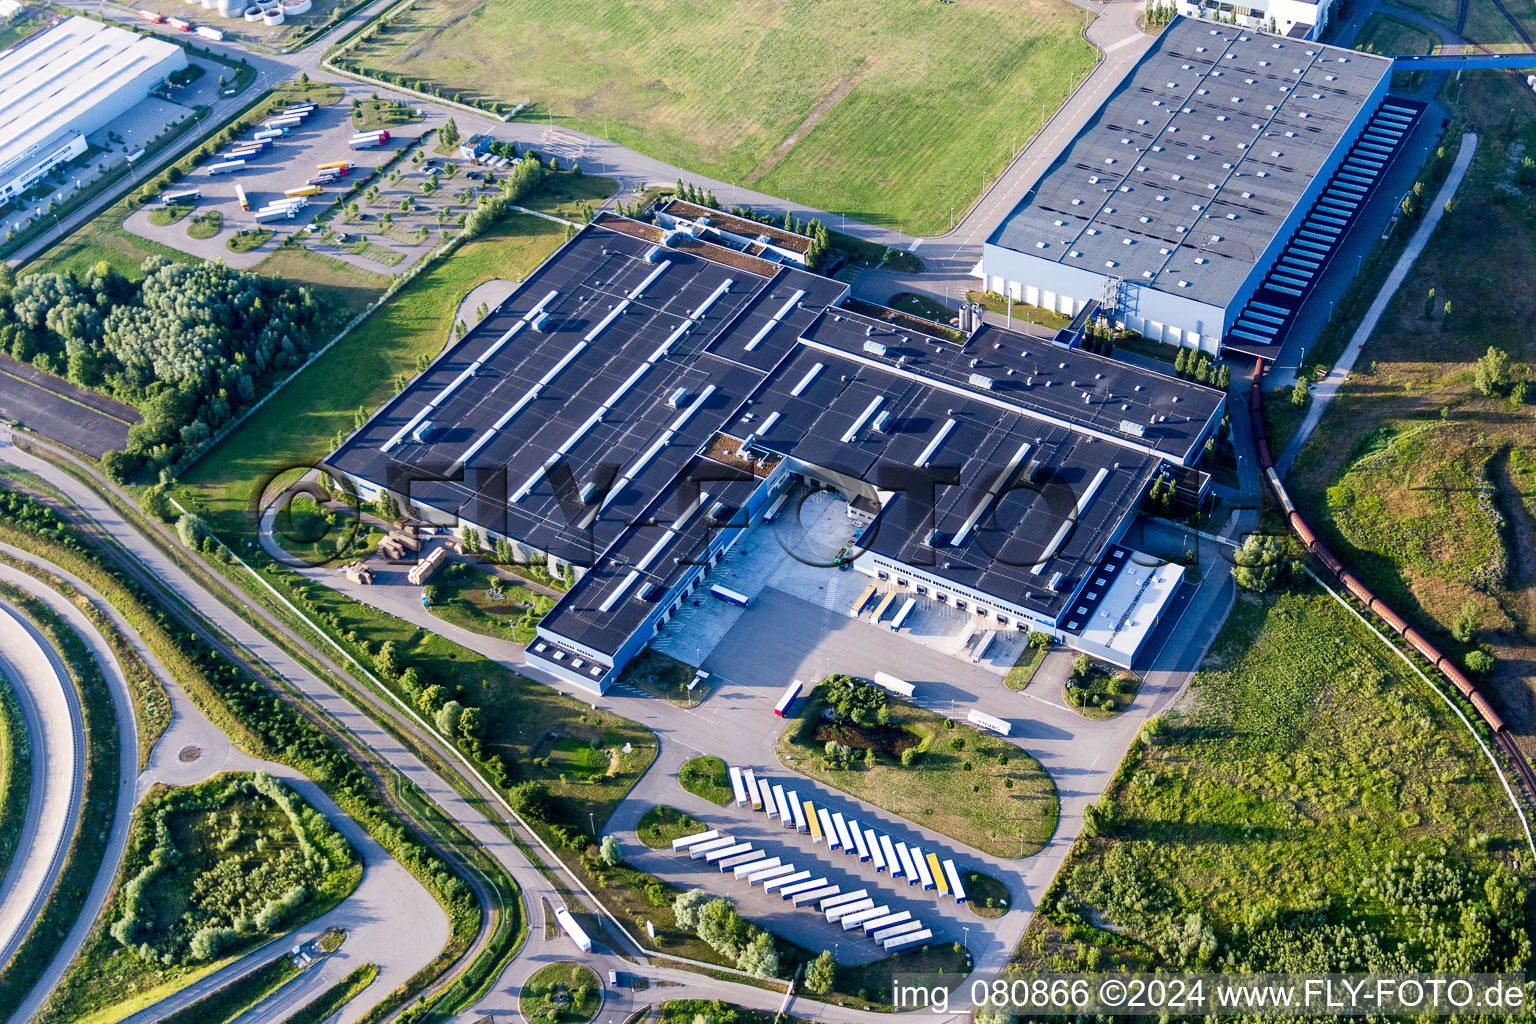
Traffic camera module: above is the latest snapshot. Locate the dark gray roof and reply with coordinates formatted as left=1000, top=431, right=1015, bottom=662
left=331, top=220, right=1225, bottom=660
left=988, top=17, right=1391, bottom=307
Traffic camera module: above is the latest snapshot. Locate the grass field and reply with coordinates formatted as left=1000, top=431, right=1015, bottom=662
left=38, top=772, right=360, bottom=1024
left=339, top=0, right=1096, bottom=234
left=1004, top=640, right=1050, bottom=690
left=1014, top=587, right=1528, bottom=976
left=678, top=756, right=733, bottom=805
left=962, top=869, right=1010, bottom=919
left=177, top=210, right=567, bottom=530
left=425, top=560, right=554, bottom=643
left=777, top=678, right=1058, bottom=857
left=1286, top=69, right=1536, bottom=741
left=636, top=806, right=705, bottom=849
left=1353, top=13, right=1438, bottom=88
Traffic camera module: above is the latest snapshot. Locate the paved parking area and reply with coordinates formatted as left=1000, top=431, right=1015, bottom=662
left=0, top=354, right=139, bottom=458
left=0, top=60, right=216, bottom=240
left=121, top=84, right=452, bottom=274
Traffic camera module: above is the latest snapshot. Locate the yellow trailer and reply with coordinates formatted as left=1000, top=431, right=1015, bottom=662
left=849, top=583, right=876, bottom=618
left=927, top=853, right=948, bottom=894
left=805, top=802, right=823, bottom=843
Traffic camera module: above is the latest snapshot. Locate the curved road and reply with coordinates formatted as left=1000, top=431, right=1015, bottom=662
left=0, top=547, right=448, bottom=1024
left=0, top=602, right=83, bottom=971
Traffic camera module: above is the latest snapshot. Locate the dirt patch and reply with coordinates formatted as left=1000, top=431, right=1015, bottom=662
left=742, top=63, right=867, bottom=184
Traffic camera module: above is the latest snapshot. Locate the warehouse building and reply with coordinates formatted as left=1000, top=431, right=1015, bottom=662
left=980, top=17, right=1399, bottom=355
left=0, top=16, right=186, bottom=205
left=1178, top=0, right=1338, bottom=40
left=329, top=215, right=1225, bottom=693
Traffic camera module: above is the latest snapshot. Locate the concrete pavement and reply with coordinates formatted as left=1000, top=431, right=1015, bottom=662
left=0, top=602, right=84, bottom=972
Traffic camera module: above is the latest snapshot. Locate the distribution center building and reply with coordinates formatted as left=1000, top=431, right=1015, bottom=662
left=979, top=17, right=1393, bottom=354
left=0, top=16, right=186, bottom=204
left=330, top=211, right=1225, bottom=692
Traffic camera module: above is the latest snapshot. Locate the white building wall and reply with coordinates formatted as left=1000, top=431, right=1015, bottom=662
left=1176, top=0, right=1334, bottom=37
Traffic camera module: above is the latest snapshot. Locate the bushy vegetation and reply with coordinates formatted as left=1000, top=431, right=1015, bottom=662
left=1063, top=656, right=1140, bottom=719
left=109, top=772, right=358, bottom=966
left=0, top=677, right=29, bottom=888
left=0, top=582, right=120, bottom=1023
left=671, top=891, right=779, bottom=978
left=0, top=486, right=478, bottom=1024
left=1019, top=589, right=1528, bottom=979
left=520, top=961, right=601, bottom=1024
left=0, top=257, right=326, bottom=481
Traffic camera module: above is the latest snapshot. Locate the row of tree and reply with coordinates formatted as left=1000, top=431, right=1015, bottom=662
left=0, top=257, right=326, bottom=481
left=1172, top=346, right=1232, bottom=389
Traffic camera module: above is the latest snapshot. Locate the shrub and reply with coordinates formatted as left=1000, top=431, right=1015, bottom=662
left=900, top=747, right=920, bottom=767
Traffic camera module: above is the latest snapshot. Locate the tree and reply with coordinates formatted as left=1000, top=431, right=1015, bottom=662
left=1474, top=346, right=1511, bottom=397
left=805, top=950, right=836, bottom=994
left=600, top=834, right=622, bottom=866
left=507, top=780, right=551, bottom=822
left=672, top=888, right=713, bottom=931
left=1174, top=346, right=1188, bottom=377
left=1453, top=601, right=1480, bottom=644
left=1465, top=650, right=1495, bottom=677
left=1425, top=286, right=1436, bottom=319
left=736, top=931, right=779, bottom=978
left=900, top=746, right=920, bottom=766
left=374, top=639, right=401, bottom=679
left=462, top=526, right=480, bottom=552
left=1233, top=533, right=1285, bottom=592
left=434, top=700, right=464, bottom=735
left=176, top=512, right=209, bottom=549
left=440, top=116, right=460, bottom=148
left=1291, top=380, right=1310, bottom=408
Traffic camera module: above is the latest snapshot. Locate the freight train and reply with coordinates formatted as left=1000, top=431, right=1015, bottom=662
left=1249, top=362, right=1535, bottom=797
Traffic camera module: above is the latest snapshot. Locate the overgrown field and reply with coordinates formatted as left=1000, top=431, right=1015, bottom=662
left=776, top=675, right=1058, bottom=857
left=336, top=0, right=1096, bottom=233
left=38, top=772, right=360, bottom=1024
left=1016, top=588, right=1530, bottom=976
left=1287, top=69, right=1536, bottom=741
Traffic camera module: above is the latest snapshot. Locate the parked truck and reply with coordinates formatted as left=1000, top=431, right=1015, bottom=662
left=284, top=185, right=322, bottom=198
left=234, top=184, right=249, bottom=211
left=252, top=128, right=287, bottom=142
left=138, top=10, right=164, bottom=21
left=159, top=188, right=200, bottom=206
left=195, top=26, right=223, bottom=40
left=206, top=160, right=246, bottom=175
left=316, top=160, right=354, bottom=174
left=348, top=130, right=390, bottom=149
left=165, top=17, right=191, bottom=30
left=253, top=208, right=294, bottom=223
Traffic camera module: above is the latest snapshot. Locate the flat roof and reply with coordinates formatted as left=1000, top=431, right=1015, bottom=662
left=333, top=220, right=1224, bottom=660
left=1071, top=547, right=1184, bottom=661
left=0, top=16, right=183, bottom=182
left=987, top=16, right=1391, bottom=307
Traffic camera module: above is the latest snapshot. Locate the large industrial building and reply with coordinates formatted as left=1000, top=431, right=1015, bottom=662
left=330, top=214, right=1225, bottom=693
left=980, top=17, right=1410, bottom=355
left=0, top=16, right=186, bottom=205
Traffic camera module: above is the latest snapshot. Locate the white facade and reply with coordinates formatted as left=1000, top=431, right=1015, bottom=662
left=1176, top=0, right=1335, bottom=39
left=0, top=16, right=187, bottom=203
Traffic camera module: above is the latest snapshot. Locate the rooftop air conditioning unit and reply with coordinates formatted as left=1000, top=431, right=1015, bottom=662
left=668, top=387, right=688, bottom=408
left=968, top=373, right=995, bottom=390
left=863, top=340, right=888, bottom=357
left=1120, top=419, right=1147, bottom=437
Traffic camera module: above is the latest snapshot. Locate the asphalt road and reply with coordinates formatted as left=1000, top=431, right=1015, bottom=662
left=0, top=602, right=83, bottom=970
left=0, top=433, right=891, bottom=1024
left=0, top=536, right=447, bottom=1024
left=0, top=556, right=139, bottom=1024
left=0, top=354, right=139, bottom=459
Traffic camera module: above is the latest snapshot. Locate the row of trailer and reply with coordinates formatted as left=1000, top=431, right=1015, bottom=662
left=848, top=586, right=915, bottom=632
left=725, top=764, right=968, bottom=905
left=670, top=828, right=938, bottom=952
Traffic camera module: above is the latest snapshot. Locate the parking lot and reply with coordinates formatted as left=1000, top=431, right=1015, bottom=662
left=0, top=58, right=221, bottom=242
left=0, top=354, right=140, bottom=458
left=651, top=487, right=1027, bottom=678
left=121, top=83, right=481, bottom=275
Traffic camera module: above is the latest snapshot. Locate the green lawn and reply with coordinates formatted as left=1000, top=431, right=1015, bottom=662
left=678, top=756, right=733, bottom=805
left=1015, top=587, right=1527, bottom=975
left=520, top=962, right=601, bottom=1024
left=352, top=96, right=425, bottom=132
left=515, top=171, right=618, bottom=222
left=177, top=210, right=567, bottom=533
left=636, top=806, right=704, bottom=850
left=37, top=772, right=360, bottom=1024
left=186, top=211, right=222, bottom=240
left=776, top=678, right=1058, bottom=857
left=963, top=869, right=1010, bottom=919
left=253, top=248, right=389, bottom=316
left=425, top=560, right=555, bottom=643
left=149, top=205, right=193, bottom=227
left=339, top=0, right=1095, bottom=233
left=1063, top=656, right=1141, bottom=719
left=1003, top=641, right=1049, bottom=690
left=286, top=963, right=378, bottom=1024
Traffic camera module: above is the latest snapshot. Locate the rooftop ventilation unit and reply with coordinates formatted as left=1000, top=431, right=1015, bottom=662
left=412, top=420, right=437, bottom=444
left=968, top=373, right=995, bottom=390
left=863, top=340, right=888, bottom=357
left=643, top=245, right=663, bottom=263
left=532, top=312, right=554, bottom=332
left=872, top=411, right=892, bottom=433
left=1047, top=571, right=1065, bottom=592
left=667, top=387, right=688, bottom=408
